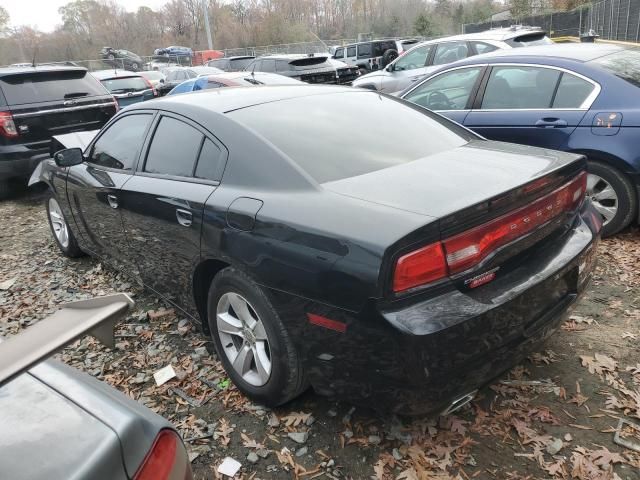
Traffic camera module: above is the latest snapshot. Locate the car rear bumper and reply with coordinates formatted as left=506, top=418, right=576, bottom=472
left=271, top=202, right=601, bottom=414
left=0, top=144, right=49, bottom=181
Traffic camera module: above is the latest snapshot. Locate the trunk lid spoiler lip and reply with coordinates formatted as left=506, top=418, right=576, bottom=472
left=0, top=294, right=134, bottom=388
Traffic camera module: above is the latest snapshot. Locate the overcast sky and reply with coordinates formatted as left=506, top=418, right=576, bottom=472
left=3, top=0, right=170, bottom=32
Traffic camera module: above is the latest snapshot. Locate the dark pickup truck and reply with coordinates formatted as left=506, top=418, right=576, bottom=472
left=0, top=66, right=117, bottom=198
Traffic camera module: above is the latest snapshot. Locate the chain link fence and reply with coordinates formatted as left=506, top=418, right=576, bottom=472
left=463, top=0, right=640, bottom=42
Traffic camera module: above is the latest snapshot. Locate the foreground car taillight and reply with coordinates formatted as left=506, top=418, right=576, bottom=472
left=0, top=111, right=18, bottom=138
left=143, top=77, right=157, bottom=96
left=134, top=429, right=193, bottom=480
left=392, top=171, right=587, bottom=292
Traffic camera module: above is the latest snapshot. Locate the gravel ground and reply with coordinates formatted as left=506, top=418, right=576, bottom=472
left=1, top=188, right=639, bottom=480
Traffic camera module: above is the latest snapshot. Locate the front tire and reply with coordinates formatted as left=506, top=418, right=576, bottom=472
left=46, top=193, right=84, bottom=257
left=207, top=267, right=306, bottom=406
left=586, top=160, right=637, bottom=237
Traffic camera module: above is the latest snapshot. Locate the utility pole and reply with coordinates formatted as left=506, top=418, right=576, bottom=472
left=202, top=0, right=213, bottom=50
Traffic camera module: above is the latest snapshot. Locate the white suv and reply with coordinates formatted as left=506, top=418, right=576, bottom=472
left=352, top=27, right=552, bottom=94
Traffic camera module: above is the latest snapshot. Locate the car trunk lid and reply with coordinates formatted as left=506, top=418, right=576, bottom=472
left=322, top=140, right=584, bottom=220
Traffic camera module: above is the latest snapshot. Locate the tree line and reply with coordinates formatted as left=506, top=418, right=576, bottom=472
left=0, top=0, right=502, bottom=65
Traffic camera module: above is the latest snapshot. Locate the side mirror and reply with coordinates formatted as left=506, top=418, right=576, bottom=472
left=54, top=148, right=84, bottom=167
left=386, top=63, right=395, bottom=72
left=159, top=78, right=165, bottom=83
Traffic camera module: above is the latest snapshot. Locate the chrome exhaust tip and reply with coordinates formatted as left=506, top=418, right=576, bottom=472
left=440, top=390, right=477, bottom=416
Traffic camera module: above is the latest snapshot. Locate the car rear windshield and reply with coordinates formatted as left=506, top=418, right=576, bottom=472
left=0, top=69, right=107, bottom=105
left=589, top=48, right=640, bottom=88
left=100, top=76, right=148, bottom=93
left=506, top=33, right=553, bottom=47
left=229, top=92, right=473, bottom=184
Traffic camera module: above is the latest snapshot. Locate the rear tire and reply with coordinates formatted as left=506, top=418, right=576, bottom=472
left=586, top=160, right=637, bottom=237
left=131, top=62, right=139, bottom=71
left=207, top=267, right=306, bottom=407
left=46, top=193, right=84, bottom=257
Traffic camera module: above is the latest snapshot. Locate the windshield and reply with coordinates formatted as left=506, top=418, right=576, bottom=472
left=229, top=91, right=473, bottom=183
left=0, top=70, right=107, bottom=105
left=100, top=76, right=148, bottom=93
left=589, top=48, right=640, bottom=88
left=506, top=33, right=553, bottom=47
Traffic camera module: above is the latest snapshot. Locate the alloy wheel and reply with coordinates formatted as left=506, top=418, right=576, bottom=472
left=216, top=292, right=272, bottom=386
left=48, top=197, right=69, bottom=248
left=586, top=173, right=618, bottom=226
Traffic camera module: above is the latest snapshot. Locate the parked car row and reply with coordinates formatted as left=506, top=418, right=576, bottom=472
left=397, top=43, right=640, bottom=236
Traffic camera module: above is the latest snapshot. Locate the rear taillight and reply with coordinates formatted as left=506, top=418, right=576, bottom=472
left=134, top=429, right=192, bottom=480
left=0, top=111, right=18, bottom=138
left=392, top=172, right=587, bottom=293
left=143, top=77, right=157, bottom=96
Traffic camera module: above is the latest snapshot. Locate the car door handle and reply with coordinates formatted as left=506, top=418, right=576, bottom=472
left=176, top=209, right=193, bottom=227
left=107, top=194, right=118, bottom=209
left=535, top=118, right=568, bottom=128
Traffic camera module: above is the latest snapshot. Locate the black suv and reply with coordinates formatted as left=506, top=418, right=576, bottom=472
left=100, top=47, right=144, bottom=71
left=0, top=66, right=117, bottom=197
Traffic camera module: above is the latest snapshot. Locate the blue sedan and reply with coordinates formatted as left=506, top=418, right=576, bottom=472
left=400, top=44, right=640, bottom=236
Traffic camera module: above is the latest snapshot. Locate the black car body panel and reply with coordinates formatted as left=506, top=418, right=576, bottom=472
left=33, top=86, right=601, bottom=413
left=0, top=67, right=117, bottom=186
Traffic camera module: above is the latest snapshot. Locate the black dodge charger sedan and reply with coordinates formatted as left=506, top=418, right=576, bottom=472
left=32, top=86, right=601, bottom=414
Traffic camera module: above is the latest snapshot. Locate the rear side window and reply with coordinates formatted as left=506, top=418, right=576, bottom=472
left=471, top=42, right=499, bottom=55
left=357, top=44, right=372, bottom=58
left=276, top=60, right=290, bottom=72
left=0, top=70, right=107, bottom=105
left=261, top=59, right=276, bottom=73
left=482, top=66, right=560, bottom=109
left=229, top=92, right=472, bottom=184
left=347, top=46, right=356, bottom=57
left=432, top=42, right=469, bottom=66
left=145, top=116, right=203, bottom=177
left=90, top=114, right=152, bottom=170
left=195, top=139, right=223, bottom=181
left=553, top=73, right=595, bottom=108
left=100, top=76, right=148, bottom=93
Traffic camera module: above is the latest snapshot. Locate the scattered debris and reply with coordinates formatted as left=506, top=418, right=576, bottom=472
left=613, top=418, right=640, bottom=453
left=217, top=457, right=242, bottom=477
left=287, top=431, right=309, bottom=444
left=153, top=364, right=176, bottom=386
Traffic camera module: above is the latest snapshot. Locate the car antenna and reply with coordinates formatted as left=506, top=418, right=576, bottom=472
left=31, top=46, right=38, bottom=68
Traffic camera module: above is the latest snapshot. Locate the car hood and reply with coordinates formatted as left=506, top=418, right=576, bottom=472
left=322, top=140, right=583, bottom=219
left=353, top=70, right=387, bottom=84
left=0, top=371, right=128, bottom=480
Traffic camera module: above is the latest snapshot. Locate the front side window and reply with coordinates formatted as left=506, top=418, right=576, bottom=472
left=394, top=45, right=432, bottom=71
left=482, top=66, right=560, bottom=109
left=89, top=114, right=152, bottom=170
left=432, top=41, right=469, bottom=66
left=405, top=67, right=482, bottom=110
left=145, top=116, right=203, bottom=177
left=333, top=47, right=344, bottom=59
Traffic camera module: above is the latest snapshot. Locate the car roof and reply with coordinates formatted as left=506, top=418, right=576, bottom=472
left=131, top=84, right=353, bottom=114
left=0, top=65, right=87, bottom=77
left=259, top=54, right=329, bottom=60
left=221, top=56, right=255, bottom=61
left=91, top=69, right=143, bottom=80
left=465, top=43, right=625, bottom=62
